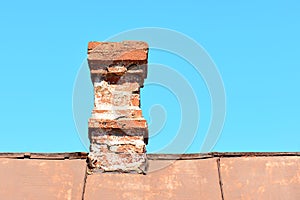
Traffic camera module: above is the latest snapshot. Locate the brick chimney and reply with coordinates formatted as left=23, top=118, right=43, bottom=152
left=87, top=41, right=149, bottom=174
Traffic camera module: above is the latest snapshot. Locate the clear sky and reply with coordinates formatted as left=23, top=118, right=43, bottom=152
left=0, top=1, right=299, bottom=153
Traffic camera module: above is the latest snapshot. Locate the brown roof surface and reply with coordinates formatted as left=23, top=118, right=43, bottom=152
left=0, top=152, right=299, bottom=200
left=85, top=158, right=221, bottom=199
left=0, top=157, right=87, bottom=200
left=220, top=156, right=300, bottom=200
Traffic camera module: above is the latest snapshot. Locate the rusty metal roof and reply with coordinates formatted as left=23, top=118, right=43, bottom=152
left=0, top=152, right=299, bottom=200
left=0, top=154, right=87, bottom=200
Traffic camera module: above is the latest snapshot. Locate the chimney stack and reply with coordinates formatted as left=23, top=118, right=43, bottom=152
left=87, top=41, right=148, bottom=174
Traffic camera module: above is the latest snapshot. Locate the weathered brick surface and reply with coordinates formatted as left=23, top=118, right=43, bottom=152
left=94, top=87, right=139, bottom=107
left=91, top=69, right=146, bottom=85
left=90, top=142, right=145, bottom=154
left=90, top=134, right=145, bottom=145
left=94, top=81, right=140, bottom=92
left=89, top=128, right=148, bottom=140
left=92, top=109, right=143, bottom=118
left=87, top=41, right=148, bottom=60
left=89, top=128, right=146, bottom=140
left=88, top=41, right=101, bottom=52
left=88, top=153, right=147, bottom=173
left=109, top=144, right=145, bottom=153
left=87, top=41, right=149, bottom=174
left=89, top=118, right=147, bottom=129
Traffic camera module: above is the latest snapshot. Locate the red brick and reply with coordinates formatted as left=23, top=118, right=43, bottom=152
left=130, top=94, right=140, bottom=106
left=88, top=153, right=147, bottom=173
left=88, top=127, right=148, bottom=138
left=90, top=135, right=144, bottom=146
left=107, top=66, right=127, bottom=75
left=92, top=109, right=142, bottom=118
left=94, top=81, right=140, bottom=92
left=87, top=41, right=148, bottom=61
left=90, top=143, right=110, bottom=153
left=88, top=41, right=102, bottom=53
left=110, top=144, right=145, bottom=154
left=88, top=118, right=147, bottom=129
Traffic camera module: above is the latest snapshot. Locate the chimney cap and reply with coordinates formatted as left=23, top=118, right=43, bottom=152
left=88, top=41, right=148, bottom=62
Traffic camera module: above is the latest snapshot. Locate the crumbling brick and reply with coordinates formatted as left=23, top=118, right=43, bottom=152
left=87, top=41, right=149, bottom=174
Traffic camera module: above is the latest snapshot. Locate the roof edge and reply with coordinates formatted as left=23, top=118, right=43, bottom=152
left=0, top=152, right=88, bottom=160
left=0, top=152, right=299, bottom=160
left=147, top=152, right=300, bottom=160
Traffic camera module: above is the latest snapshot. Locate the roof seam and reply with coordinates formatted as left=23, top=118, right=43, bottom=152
left=81, top=165, right=88, bottom=200
left=217, top=158, right=225, bottom=200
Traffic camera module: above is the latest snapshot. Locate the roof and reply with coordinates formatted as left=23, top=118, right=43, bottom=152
left=0, top=152, right=299, bottom=200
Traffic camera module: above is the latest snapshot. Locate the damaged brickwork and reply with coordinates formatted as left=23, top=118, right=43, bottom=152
left=87, top=41, right=149, bottom=174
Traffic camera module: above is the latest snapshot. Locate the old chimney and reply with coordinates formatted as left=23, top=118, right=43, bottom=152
left=87, top=41, right=149, bottom=174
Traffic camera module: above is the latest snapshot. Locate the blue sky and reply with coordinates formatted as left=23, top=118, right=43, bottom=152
left=0, top=1, right=299, bottom=153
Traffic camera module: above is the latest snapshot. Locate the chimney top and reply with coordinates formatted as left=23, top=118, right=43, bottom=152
left=87, top=41, right=148, bottom=61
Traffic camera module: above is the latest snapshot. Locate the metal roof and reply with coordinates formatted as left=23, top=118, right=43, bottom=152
left=0, top=152, right=299, bottom=200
